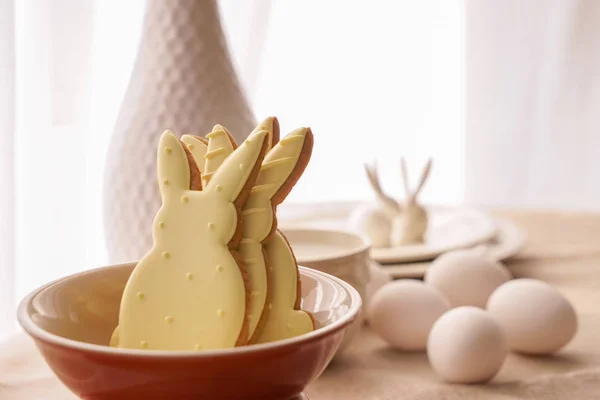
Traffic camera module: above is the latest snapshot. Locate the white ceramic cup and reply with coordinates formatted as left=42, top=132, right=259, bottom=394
left=281, top=227, right=372, bottom=352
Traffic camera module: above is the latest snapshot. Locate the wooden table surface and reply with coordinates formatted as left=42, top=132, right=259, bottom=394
left=1, top=209, right=600, bottom=399
left=307, top=209, right=600, bottom=399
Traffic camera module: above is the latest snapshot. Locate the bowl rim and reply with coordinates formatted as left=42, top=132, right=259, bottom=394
left=280, top=227, right=372, bottom=264
left=17, top=263, right=362, bottom=358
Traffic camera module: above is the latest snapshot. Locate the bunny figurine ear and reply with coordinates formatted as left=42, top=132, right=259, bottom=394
left=401, top=157, right=432, bottom=204
left=412, top=158, right=432, bottom=202
left=365, top=162, right=401, bottom=214
left=157, top=130, right=201, bottom=200
left=400, top=156, right=411, bottom=199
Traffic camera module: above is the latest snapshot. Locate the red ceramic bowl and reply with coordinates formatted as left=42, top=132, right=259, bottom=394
left=17, top=263, right=361, bottom=400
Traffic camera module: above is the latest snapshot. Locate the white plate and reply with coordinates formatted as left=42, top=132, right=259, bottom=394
left=278, top=201, right=498, bottom=264
left=382, top=218, right=526, bottom=279
left=369, top=206, right=497, bottom=263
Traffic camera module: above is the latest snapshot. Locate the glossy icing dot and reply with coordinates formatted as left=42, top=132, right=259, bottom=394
left=137, top=292, right=145, bottom=300
left=187, top=143, right=194, bottom=150
left=268, top=303, right=273, bottom=310
left=216, top=265, right=223, bottom=272
left=164, top=147, right=172, bottom=155
left=141, top=341, right=148, bottom=349
left=181, top=196, right=189, bottom=203
left=217, top=309, right=225, bottom=317
left=165, top=316, right=173, bottom=324
left=215, top=184, right=223, bottom=192
left=163, top=179, right=169, bottom=186
left=194, top=344, right=202, bottom=350
left=287, top=324, right=293, bottom=332
left=239, top=164, right=245, bottom=170
left=186, top=272, right=193, bottom=280
left=158, top=221, right=165, bottom=228
left=208, top=222, right=215, bottom=230
left=162, top=251, right=170, bottom=259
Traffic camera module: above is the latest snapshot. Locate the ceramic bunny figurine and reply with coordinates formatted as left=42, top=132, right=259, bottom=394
left=349, top=158, right=432, bottom=248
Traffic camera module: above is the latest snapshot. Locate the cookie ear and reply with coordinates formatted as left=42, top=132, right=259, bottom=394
left=157, top=130, right=191, bottom=199
left=252, top=116, right=280, bottom=150
left=206, top=129, right=269, bottom=202
left=203, top=124, right=238, bottom=186
left=181, top=135, right=208, bottom=174
left=254, top=127, right=313, bottom=205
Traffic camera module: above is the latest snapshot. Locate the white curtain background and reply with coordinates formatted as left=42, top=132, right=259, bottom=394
left=16, top=0, right=598, bottom=339
left=251, top=1, right=464, bottom=205
left=465, top=0, right=600, bottom=211
left=0, top=0, right=16, bottom=340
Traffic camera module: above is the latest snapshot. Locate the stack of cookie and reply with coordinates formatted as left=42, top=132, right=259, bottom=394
left=111, top=117, right=316, bottom=351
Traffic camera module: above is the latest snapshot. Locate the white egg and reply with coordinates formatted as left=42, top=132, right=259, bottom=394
left=424, top=249, right=512, bottom=308
left=487, top=278, right=578, bottom=355
left=368, top=280, right=450, bottom=351
left=427, top=306, right=508, bottom=383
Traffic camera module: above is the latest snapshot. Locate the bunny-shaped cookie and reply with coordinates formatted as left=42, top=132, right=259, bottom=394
left=182, top=118, right=315, bottom=343
left=245, top=126, right=315, bottom=343
left=110, top=133, right=212, bottom=349
left=350, top=158, right=432, bottom=247
left=117, top=128, right=269, bottom=351
left=183, top=118, right=278, bottom=341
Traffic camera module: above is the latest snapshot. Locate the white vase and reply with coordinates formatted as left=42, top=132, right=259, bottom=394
left=103, top=0, right=256, bottom=264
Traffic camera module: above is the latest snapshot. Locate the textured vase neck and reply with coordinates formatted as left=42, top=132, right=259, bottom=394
left=141, top=0, right=235, bottom=80
left=125, top=0, right=256, bottom=141
left=104, top=0, right=257, bottom=264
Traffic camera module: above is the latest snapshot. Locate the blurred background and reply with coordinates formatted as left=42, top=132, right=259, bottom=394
left=1, top=0, right=599, bottom=339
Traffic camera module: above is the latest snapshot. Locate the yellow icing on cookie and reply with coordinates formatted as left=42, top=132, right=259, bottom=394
left=181, top=117, right=278, bottom=343
left=202, top=124, right=236, bottom=187
left=117, top=129, right=268, bottom=351
left=181, top=135, right=208, bottom=174
left=201, top=117, right=277, bottom=179
left=260, top=157, right=295, bottom=171
left=109, top=326, right=119, bottom=348
left=251, top=117, right=277, bottom=151
left=240, top=128, right=311, bottom=340
left=253, top=230, right=314, bottom=343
